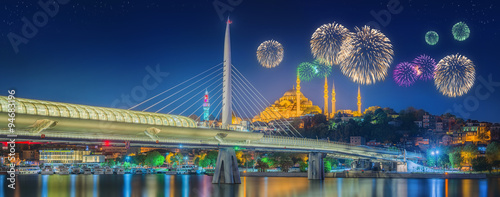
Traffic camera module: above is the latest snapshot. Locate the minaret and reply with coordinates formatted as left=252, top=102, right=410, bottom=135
left=221, top=18, right=232, bottom=129
left=331, top=79, right=336, bottom=118
left=203, top=89, right=210, bottom=121
left=357, top=85, right=362, bottom=115
left=324, top=77, right=328, bottom=118
left=296, top=74, right=301, bottom=116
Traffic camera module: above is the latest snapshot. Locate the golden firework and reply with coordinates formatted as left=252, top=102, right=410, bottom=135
left=434, top=54, right=475, bottom=97
left=256, top=40, right=284, bottom=68
left=310, top=22, right=350, bottom=66
left=339, top=26, right=394, bottom=85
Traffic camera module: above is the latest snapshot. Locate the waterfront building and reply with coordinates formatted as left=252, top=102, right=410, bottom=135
left=462, top=121, right=491, bottom=144
left=22, top=150, right=39, bottom=161
left=350, top=136, right=366, bottom=146
left=83, top=155, right=106, bottom=163
left=39, top=150, right=91, bottom=164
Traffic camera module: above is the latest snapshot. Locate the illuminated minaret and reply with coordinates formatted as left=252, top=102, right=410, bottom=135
left=221, top=18, right=232, bottom=129
left=324, top=77, right=329, bottom=118
left=357, top=85, right=362, bottom=114
left=296, top=74, right=301, bottom=116
left=203, top=89, right=210, bottom=121
left=331, top=79, right=336, bottom=118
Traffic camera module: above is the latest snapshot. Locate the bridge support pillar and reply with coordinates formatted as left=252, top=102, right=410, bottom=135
left=212, top=148, right=241, bottom=184
left=308, top=152, right=326, bottom=180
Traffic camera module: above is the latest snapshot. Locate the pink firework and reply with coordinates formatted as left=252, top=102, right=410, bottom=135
left=412, top=54, right=437, bottom=81
left=393, top=62, right=418, bottom=87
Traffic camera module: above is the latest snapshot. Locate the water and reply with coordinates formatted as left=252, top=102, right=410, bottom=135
left=1, top=174, right=498, bottom=197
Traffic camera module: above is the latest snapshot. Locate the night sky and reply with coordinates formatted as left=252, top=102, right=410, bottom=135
left=0, top=0, right=499, bottom=122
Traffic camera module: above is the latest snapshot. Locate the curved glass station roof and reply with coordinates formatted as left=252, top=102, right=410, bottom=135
left=0, top=96, right=196, bottom=128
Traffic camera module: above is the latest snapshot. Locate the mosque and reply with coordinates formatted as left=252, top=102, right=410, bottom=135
left=253, top=76, right=363, bottom=122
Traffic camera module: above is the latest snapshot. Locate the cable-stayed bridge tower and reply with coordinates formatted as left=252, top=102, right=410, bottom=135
left=221, top=18, right=232, bottom=129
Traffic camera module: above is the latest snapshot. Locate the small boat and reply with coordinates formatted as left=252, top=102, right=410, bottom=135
left=16, top=167, right=40, bottom=175
left=58, top=166, right=70, bottom=175
left=115, top=167, right=125, bottom=174
left=104, top=167, right=113, bottom=174
left=93, top=166, right=104, bottom=175
left=40, top=166, right=54, bottom=175
left=71, top=167, right=81, bottom=174
left=82, top=167, right=92, bottom=175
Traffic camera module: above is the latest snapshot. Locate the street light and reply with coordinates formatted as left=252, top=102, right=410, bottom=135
left=430, top=149, right=440, bottom=172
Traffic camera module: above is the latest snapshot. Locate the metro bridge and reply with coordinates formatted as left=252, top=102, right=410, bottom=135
left=0, top=95, right=421, bottom=183
left=1, top=19, right=422, bottom=184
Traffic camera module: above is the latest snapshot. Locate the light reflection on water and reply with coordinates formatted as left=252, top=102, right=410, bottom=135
left=1, top=174, right=498, bottom=197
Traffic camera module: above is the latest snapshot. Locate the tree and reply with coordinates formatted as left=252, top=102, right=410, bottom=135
left=145, top=151, right=165, bottom=167
left=166, top=153, right=174, bottom=165
left=123, top=162, right=131, bottom=170
left=170, top=152, right=184, bottom=166
left=462, top=144, right=479, bottom=172
left=256, top=158, right=269, bottom=172
left=106, top=160, right=116, bottom=167
left=199, top=151, right=218, bottom=168
left=343, top=159, right=353, bottom=168
left=324, top=161, right=332, bottom=172
left=324, top=157, right=338, bottom=172
left=486, top=142, right=500, bottom=163
left=472, top=157, right=492, bottom=172
left=299, top=161, right=308, bottom=172
left=200, top=159, right=210, bottom=168
left=449, top=147, right=463, bottom=169
left=279, top=157, right=293, bottom=172
left=132, top=154, right=146, bottom=166
left=235, top=151, right=245, bottom=167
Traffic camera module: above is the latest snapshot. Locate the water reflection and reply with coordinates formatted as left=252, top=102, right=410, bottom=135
left=0, top=174, right=496, bottom=197
left=124, top=174, right=131, bottom=197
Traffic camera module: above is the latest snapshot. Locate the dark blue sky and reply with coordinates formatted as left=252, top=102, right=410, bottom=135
left=1, top=0, right=499, bottom=122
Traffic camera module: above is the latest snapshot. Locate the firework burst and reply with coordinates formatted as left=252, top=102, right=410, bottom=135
left=310, top=22, right=350, bottom=66
left=452, top=22, right=470, bottom=41
left=412, top=54, right=437, bottom=81
left=311, top=59, right=332, bottom=78
left=256, top=40, right=284, bottom=68
left=297, top=62, right=316, bottom=82
left=434, top=54, right=475, bottom=97
left=339, top=26, right=394, bottom=85
left=393, top=62, right=418, bottom=87
left=425, top=31, right=439, bottom=45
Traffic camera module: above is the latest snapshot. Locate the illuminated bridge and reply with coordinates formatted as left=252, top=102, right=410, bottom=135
left=0, top=95, right=421, bottom=183
left=0, top=19, right=422, bottom=184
